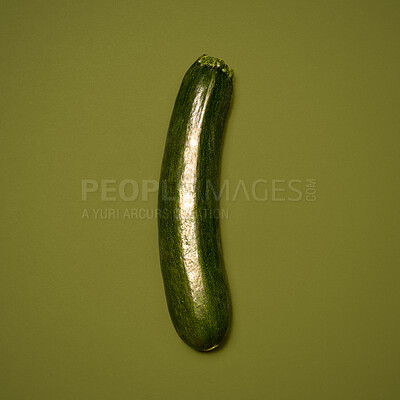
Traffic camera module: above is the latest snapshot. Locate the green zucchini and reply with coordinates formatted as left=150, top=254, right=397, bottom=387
left=158, top=55, right=233, bottom=352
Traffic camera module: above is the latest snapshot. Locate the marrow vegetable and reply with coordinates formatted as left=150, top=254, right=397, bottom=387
left=158, top=55, right=234, bottom=352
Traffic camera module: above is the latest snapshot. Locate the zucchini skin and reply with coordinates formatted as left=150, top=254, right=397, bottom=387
left=158, top=55, right=233, bottom=352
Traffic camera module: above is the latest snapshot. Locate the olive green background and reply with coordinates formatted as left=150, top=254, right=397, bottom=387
left=1, top=1, right=399, bottom=399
